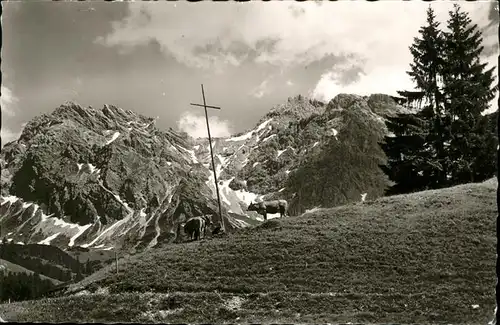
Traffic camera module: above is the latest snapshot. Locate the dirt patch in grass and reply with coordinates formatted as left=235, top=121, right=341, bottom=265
left=1, top=180, right=496, bottom=324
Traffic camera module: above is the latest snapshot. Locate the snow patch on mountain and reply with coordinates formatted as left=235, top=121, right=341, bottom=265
left=177, top=146, right=199, bottom=164
left=38, top=232, right=61, bottom=245
left=69, top=224, right=92, bottom=247
left=0, top=191, right=154, bottom=250
left=0, top=195, right=93, bottom=247
left=225, top=118, right=273, bottom=143
left=331, top=128, right=338, bottom=140
left=256, top=118, right=273, bottom=132
left=81, top=215, right=129, bottom=248
left=77, top=163, right=100, bottom=175
left=98, top=181, right=133, bottom=213
left=22, top=202, right=33, bottom=209
left=226, top=130, right=254, bottom=142
left=219, top=178, right=234, bottom=206
left=234, top=189, right=259, bottom=205
left=34, top=215, right=92, bottom=244
left=213, top=154, right=231, bottom=178
left=148, top=192, right=173, bottom=248
left=261, top=134, right=276, bottom=143
left=106, top=132, right=120, bottom=145
left=277, top=149, right=287, bottom=158
left=138, top=208, right=148, bottom=226
left=1, top=196, right=18, bottom=204
left=88, top=163, right=99, bottom=174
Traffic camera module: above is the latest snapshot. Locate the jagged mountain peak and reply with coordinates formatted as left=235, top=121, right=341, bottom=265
left=326, top=93, right=365, bottom=110
left=265, top=94, right=325, bottom=121
left=13, top=101, right=186, bottom=162
left=326, top=93, right=410, bottom=117
left=1, top=101, right=250, bottom=252
left=190, top=92, right=405, bottom=219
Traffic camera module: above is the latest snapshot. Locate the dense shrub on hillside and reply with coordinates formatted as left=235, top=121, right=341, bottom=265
left=0, top=243, right=92, bottom=282
left=245, top=164, right=269, bottom=193
left=286, top=107, right=389, bottom=215
left=277, top=129, right=296, bottom=149
left=0, top=271, right=56, bottom=302
left=298, top=122, right=322, bottom=146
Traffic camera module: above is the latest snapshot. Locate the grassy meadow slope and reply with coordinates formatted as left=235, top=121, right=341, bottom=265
left=0, top=179, right=496, bottom=324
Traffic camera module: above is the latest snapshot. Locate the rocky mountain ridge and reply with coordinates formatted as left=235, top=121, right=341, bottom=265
left=1, top=102, right=245, bottom=252
left=195, top=93, right=412, bottom=215
left=1, top=93, right=411, bottom=251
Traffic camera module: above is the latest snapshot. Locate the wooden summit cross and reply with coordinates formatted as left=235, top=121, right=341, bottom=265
left=190, top=84, right=225, bottom=233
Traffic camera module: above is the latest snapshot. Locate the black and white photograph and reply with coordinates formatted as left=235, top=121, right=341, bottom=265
left=0, top=0, right=498, bottom=323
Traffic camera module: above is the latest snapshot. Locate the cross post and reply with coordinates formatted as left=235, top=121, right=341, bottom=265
left=190, top=84, right=225, bottom=233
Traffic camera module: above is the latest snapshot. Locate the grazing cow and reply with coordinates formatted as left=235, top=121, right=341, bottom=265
left=183, top=215, right=213, bottom=241
left=247, top=200, right=288, bottom=221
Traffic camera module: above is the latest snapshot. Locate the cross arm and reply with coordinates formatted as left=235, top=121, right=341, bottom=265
left=190, top=103, right=221, bottom=110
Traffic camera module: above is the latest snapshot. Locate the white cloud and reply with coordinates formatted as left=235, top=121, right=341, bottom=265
left=177, top=112, right=232, bottom=139
left=286, top=80, right=294, bottom=86
left=251, top=79, right=270, bottom=99
left=1, top=85, right=18, bottom=116
left=1, top=127, right=21, bottom=146
left=100, top=2, right=495, bottom=67
left=100, top=1, right=497, bottom=109
left=311, top=64, right=415, bottom=101
left=253, top=90, right=265, bottom=99
left=1, top=85, right=21, bottom=147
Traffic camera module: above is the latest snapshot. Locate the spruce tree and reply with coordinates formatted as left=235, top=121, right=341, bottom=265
left=441, top=4, right=497, bottom=184
left=381, top=6, right=446, bottom=194
left=85, top=259, right=93, bottom=275
left=381, top=112, right=435, bottom=194
left=381, top=4, right=497, bottom=194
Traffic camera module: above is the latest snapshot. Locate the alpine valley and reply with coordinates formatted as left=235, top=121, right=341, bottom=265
left=0, top=93, right=496, bottom=253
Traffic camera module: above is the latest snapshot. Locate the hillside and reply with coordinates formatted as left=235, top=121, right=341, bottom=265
left=0, top=259, right=62, bottom=285
left=0, top=179, right=496, bottom=324
left=0, top=243, right=105, bottom=283
left=1, top=94, right=408, bottom=250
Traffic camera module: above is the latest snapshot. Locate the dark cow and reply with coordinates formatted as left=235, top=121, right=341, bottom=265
left=247, top=200, right=288, bottom=221
left=183, top=215, right=213, bottom=241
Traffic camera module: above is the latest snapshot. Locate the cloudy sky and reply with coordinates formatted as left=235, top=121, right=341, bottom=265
left=1, top=1, right=498, bottom=144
